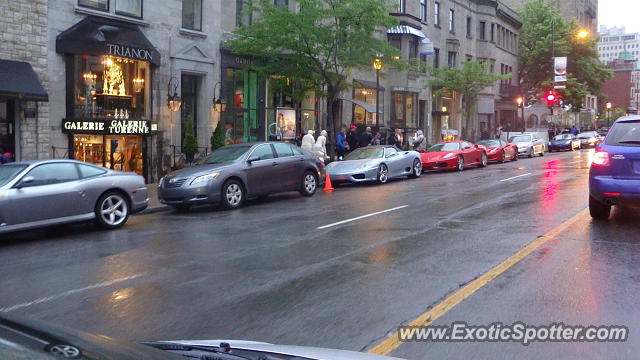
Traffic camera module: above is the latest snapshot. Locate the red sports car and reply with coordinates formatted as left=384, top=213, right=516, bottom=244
left=420, top=140, right=488, bottom=171
left=477, top=139, right=519, bottom=163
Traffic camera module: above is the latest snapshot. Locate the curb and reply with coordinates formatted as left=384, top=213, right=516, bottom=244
left=136, top=204, right=171, bottom=215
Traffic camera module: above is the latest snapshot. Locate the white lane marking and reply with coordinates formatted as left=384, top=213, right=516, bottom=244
left=0, top=273, right=145, bottom=312
left=317, top=205, right=409, bottom=230
left=499, top=173, right=532, bottom=182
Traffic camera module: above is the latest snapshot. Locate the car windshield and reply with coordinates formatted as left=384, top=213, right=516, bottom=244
left=605, top=121, right=640, bottom=146
left=344, top=147, right=384, bottom=160
left=0, top=164, right=27, bottom=186
left=477, top=140, right=500, bottom=147
left=428, top=143, right=460, bottom=152
left=198, top=145, right=252, bottom=164
left=509, top=135, right=532, bottom=143
left=554, top=134, right=573, bottom=140
left=577, top=132, right=596, bottom=138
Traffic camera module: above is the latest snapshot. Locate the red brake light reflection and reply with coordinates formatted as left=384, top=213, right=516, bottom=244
left=592, top=151, right=610, bottom=166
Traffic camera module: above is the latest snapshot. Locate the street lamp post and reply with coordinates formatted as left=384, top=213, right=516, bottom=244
left=516, top=96, right=525, bottom=131
left=373, top=58, right=383, bottom=130
left=606, top=102, right=612, bottom=127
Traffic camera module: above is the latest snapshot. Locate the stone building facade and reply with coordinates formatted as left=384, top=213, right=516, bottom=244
left=0, top=0, right=50, bottom=161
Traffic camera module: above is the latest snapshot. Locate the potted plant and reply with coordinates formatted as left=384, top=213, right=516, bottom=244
left=210, top=121, right=226, bottom=151
left=182, top=115, right=198, bottom=164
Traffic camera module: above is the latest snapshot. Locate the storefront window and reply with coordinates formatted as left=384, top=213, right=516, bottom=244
left=223, top=68, right=259, bottom=143
left=265, top=77, right=317, bottom=140
left=73, top=55, right=150, bottom=120
left=115, top=0, right=142, bottom=18
left=353, top=83, right=383, bottom=126
left=73, top=134, right=143, bottom=174
left=392, top=92, right=418, bottom=129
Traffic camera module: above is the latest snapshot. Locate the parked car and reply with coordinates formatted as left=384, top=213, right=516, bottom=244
left=589, top=116, right=640, bottom=220
left=0, top=313, right=404, bottom=360
left=509, top=133, right=546, bottom=158
left=420, top=140, right=488, bottom=171
left=158, top=142, right=324, bottom=211
left=0, top=160, right=147, bottom=234
left=326, top=146, right=421, bottom=184
left=548, top=134, right=581, bottom=152
left=577, top=131, right=603, bottom=148
left=477, top=139, right=518, bottom=163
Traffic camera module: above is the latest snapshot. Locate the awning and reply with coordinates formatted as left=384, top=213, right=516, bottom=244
left=340, top=98, right=382, bottom=114
left=354, top=79, right=385, bottom=91
left=387, top=25, right=427, bottom=38
left=56, top=16, right=160, bottom=66
left=0, top=60, right=48, bottom=101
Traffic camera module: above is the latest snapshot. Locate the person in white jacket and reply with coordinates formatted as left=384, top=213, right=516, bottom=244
left=301, top=130, right=315, bottom=152
left=314, top=130, right=328, bottom=159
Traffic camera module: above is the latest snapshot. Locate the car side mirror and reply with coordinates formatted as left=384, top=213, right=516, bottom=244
left=464, top=146, right=471, bottom=150
left=16, top=176, right=34, bottom=188
left=247, top=156, right=260, bottom=164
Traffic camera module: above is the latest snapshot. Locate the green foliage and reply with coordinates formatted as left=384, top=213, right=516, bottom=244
left=518, top=0, right=611, bottom=112
left=227, top=0, right=400, bottom=138
left=211, top=121, right=226, bottom=151
left=429, top=61, right=511, bottom=138
left=182, top=115, right=198, bottom=159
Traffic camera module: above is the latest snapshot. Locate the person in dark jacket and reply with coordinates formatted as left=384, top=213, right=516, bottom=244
left=336, top=127, right=348, bottom=160
left=360, top=126, right=373, bottom=147
left=370, top=132, right=382, bottom=146
left=347, top=126, right=359, bottom=151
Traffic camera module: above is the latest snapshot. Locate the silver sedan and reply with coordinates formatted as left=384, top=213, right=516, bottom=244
left=326, top=146, right=422, bottom=184
left=0, top=160, right=148, bottom=234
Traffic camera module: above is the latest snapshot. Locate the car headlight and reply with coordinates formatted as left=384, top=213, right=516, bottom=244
left=158, top=177, right=164, bottom=187
left=588, top=138, right=596, bottom=143
left=442, top=152, right=455, bottom=159
left=191, top=173, right=220, bottom=185
left=489, top=148, right=499, bottom=154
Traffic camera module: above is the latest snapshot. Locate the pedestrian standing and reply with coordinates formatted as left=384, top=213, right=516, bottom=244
left=336, top=127, right=348, bottom=160
left=370, top=132, right=382, bottom=146
left=495, top=125, right=503, bottom=140
left=301, top=130, right=315, bottom=152
left=314, top=130, right=328, bottom=159
left=393, top=128, right=403, bottom=148
left=360, top=126, right=373, bottom=148
left=0, top=147, right=9, bottom=164
left=412, top=130, right=426, bottom=152
left=570, top=126, right=578, bottom=135
left=347, top=126, right=359, bottom=151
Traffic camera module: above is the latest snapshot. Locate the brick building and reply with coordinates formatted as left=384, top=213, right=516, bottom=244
left=599, top=58, right=637, bottom=113
left=0, top=0, right=50, bottom=161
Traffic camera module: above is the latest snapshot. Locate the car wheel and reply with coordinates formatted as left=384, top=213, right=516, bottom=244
left=221, top=179, right=245, bottom=209
left=95, top=191, right=129, bottom=229
left=457, top=156, right=464, bottom=171
left=479, top=152, right=488, bottom=167
left=409, top=159, right=422, bottom=178
left=513, top=151, right=519, bottom=161
left=549, top=148, right=554, bottom=153
left=499, top=150, right=506, bottom=163
left=300, top=170, right=318, bottom=196
left=171, top=204, right=190, bottom=212
left=589, top=195, right=611, bottom=220
left=377, top=164, right=389, bottom=184
left=528, top=148, right=534, bottom=158
left=539, top=146, right=545, bottom=156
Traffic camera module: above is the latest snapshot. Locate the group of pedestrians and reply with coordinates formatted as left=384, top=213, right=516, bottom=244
left=334, top=126, right=427, bottom=160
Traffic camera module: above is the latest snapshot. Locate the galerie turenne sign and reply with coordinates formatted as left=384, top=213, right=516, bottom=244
left=62, top=119, right=151, bottom=135
left=107, top=44, right=153, bottom=62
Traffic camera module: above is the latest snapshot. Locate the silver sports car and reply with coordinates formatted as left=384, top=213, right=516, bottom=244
left=326, top=146, right=422, bottom=184
left=0, top=160, right=148, bottom=234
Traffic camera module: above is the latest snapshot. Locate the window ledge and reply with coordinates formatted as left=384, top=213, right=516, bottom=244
left=179, top=28, right=207, bottom=38
left=75, top=6, right=149, bottom=26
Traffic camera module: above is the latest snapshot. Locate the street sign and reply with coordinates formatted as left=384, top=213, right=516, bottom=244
left=554, top=85, right=566, bottom=89
left=554, top=57, right=567, bottom=83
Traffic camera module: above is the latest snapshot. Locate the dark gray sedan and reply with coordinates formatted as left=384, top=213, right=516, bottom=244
left=0, top=160, right=148, bottom=234
left=158, top=142, right=324, bottom=210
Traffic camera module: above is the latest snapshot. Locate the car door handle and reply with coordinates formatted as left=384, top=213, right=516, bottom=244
left=272, top=162, right=278, bottom=166
left=299, top=158, right=305, bottom=162
left=79, top=190, right=87, bottom=198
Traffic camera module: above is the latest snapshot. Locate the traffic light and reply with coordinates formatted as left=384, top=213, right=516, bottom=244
left=545, top=91, right=557, bottom=107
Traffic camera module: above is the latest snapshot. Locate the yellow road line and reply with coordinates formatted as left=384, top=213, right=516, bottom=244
left=367, top=207, right=589, bottom=356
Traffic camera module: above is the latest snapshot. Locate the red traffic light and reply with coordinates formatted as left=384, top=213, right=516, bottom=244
left=545, top=91, right=557, bottom=106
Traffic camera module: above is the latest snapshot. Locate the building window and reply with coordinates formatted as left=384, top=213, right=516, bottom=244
left=409, top=36, right=419, bottom=59
left=274, top=0, right=288, bottom=7
left=115, top=0, right=142, bottom=18
left=78, top=0, right=108, bottom=11
left=236, top=0, right=252, bottom=27
left=182, top=0, right=202, bottom=31
left=490, top=23, right=495, bottom=42
left=449, top=9, right=455, bottom=33
left=389, top=34, right=402, bottom=51
left=420, top=0, right=427, bottom=21
left=447, top=51, right=457, bottom=68
left=181, top=74, right=199, bottom=145
left=397, top=0, right=405, bottom=13
left=353, top=82, right=384, bottom=125
left=466, top=16, right=472, bottom=37
left=434, top=2, right=440, bottom=27
left=392, top=92, right=418, bottom=129
left=479, top=21, right=486, bottom=40
left=433, top=48, right=440, bottom=68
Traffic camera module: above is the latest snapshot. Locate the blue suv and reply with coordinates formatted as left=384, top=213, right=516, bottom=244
left=589, top=116, right=640, bottom=220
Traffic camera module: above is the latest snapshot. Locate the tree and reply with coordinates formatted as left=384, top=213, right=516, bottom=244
left=428, top=61, right=511, bottom=140
left=227, top=0, right=400, bottom=152
left=182, top=115, right=198, bottom=163
left=518, top=0, right=610, bottom=111
left=211, top=121, right=226, bottom=151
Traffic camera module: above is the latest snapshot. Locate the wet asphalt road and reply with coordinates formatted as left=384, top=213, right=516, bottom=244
left=1, top=148, right=639, bottom=359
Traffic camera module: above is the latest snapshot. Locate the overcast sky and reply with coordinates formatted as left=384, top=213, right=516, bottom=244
left=599, top=0, right=640, bottom=33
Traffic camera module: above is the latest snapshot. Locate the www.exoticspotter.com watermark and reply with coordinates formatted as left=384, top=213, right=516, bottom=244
left=398, top=322, right=628, bottom=345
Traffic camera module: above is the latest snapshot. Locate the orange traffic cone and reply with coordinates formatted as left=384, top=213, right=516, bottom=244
left=324, top=172, right=334, bottom=192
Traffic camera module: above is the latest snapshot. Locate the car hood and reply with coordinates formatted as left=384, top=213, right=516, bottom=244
left=513, top=141, right=533, bottom=147
left=165, top=162, right=234, bottom=178
left=550, top=139, right=571, bottom=144
left=327, top=159, right=379, bottom=173
left=421, top=151, right=457, bottom=161
left=164, top=340, right=405, bottom=360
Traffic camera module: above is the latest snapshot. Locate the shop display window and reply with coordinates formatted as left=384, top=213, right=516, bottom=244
left=73, top=134, right=143, bottom=175
left=73, top=55, right=150, bottom=120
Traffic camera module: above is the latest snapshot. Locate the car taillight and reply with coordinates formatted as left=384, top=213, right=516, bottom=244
left=592, top=151, right=610, bottom=166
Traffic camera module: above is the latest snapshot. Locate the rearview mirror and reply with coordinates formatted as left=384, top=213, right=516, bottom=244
left=16, top=176, right=34, bottom=188
left=247, top=156, right=260, bottom=164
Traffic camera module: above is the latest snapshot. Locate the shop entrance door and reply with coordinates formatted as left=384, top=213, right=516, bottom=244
left=0, top=99, right=15, bottom=159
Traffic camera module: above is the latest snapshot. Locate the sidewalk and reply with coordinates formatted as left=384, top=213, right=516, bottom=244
left=140, top=183, right=170, bottom=214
